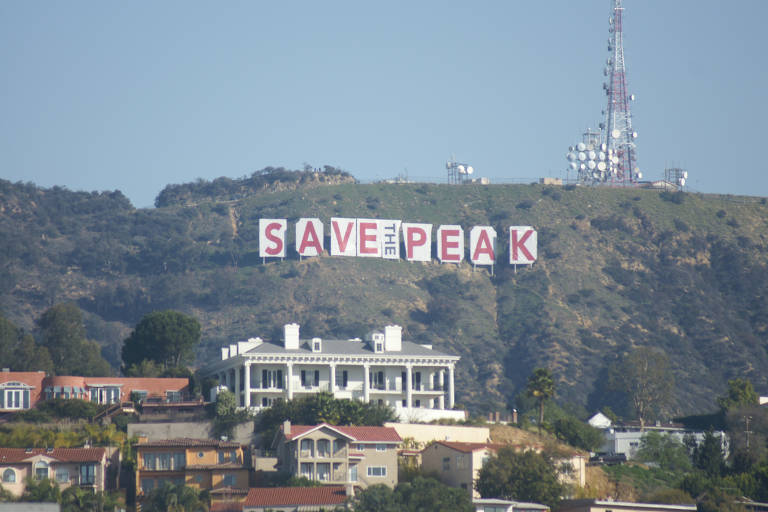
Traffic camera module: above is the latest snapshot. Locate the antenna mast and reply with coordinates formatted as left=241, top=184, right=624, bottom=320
left=602, top=0, right=638, bottom=183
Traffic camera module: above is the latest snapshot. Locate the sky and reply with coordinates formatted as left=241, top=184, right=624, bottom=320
left=1, top=1, right=767, bottom=208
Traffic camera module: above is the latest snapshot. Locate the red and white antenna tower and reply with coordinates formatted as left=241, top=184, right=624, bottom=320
left=601, top=0, right=639, bottom=183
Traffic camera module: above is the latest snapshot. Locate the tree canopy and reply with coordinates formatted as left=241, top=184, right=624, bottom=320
left=526, top=368, right=555, bottom=432
left=352, top=477, right=473, bottom=512
left=475, top=447, right=566, bottom=508
left=717, top=378, right=759, bottom=411
left=121, top=310, right=201, bottom=370
left=635, top=431, right=692, bottom=472
left=611, top=347, right=673, bottom=428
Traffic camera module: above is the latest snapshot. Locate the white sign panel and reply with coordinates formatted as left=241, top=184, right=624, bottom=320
left=509, top=226, right=537, bottom=264
left=470, top=226, right=497, bottom=266
left=356, top=219, right=382, bottom=258
left=259, top=219, right=287, bottom=258
left=403, top=223, right=432, bottom=262
left=296, top=218, right=324, bottom=257
left=380, top=220, right=401, bottom=260
left=437, top=225, right=464, bottom=263
left=330, top=218, right=357, bottom=257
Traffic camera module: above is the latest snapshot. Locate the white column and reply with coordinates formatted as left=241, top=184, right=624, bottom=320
left=234, top=364, right=242, bottom=407
left=405, top=364, right=412, bottom=409
left=329, top=363, right=336, bottom=395
left=244, top=361, right=251, bottom=408
left=286, top=362, right=294, bottom=400
left=439, top=370, right=445, bottom=409
left=363, top=363, right=370, bottom=402
left=448, top=365, right=455, bottom=409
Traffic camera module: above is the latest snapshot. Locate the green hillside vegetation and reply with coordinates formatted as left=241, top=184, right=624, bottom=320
left=2, top=169, right=768, bottom=418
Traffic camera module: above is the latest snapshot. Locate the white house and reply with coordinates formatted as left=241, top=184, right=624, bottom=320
left=202, top=324, right=465, bottom=422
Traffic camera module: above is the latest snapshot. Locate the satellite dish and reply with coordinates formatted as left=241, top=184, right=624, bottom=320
left=567, top=152, right=577, bottom=161
left=636, top=171, right=643, bottom=180
left=593, top=172, right=600, bottom=179
left=579, top=163, right=587, bottom=171
left=601, top=143, right=607, bottom=151
left=611, top=129, right=621, bottom=139
left=588, top=150, right=597, bottom=160
left=632, top=132, right=638, bottom=139
left=612, top=156, right=620, bottom=164
left=569, top=146, right=575, bottom=152
left=457, top=165, right=465, bottom=174
left=569, top=162, right=578, bottom=171
left=577, top=142, right=586, bottom=151
left=630, top=94, right=636, bottom=101
left=586, top=144, right=595, bottom=151
left=578, top=152, right=587, bottom=161
left=597, top=161, right=607, bottom=171
left=446, top=161, right=451, bottom=170
left=466, top=166, right=474, bottom=175
left=598, top=152, right=606, bottom=160
left=587, top=160, right=597, bottom=170
left=680, top=177, right=686, bottom=186
left=683, top=171, right=688, bottom=179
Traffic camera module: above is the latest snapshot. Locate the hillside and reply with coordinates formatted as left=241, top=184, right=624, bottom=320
left=2, top=171, right=768, bottom=417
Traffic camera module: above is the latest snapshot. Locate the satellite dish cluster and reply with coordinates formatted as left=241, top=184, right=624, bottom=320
left=446, top=159, right=474, bottom=184
left=565, top=130, right=642, bottom=184
left=446, top=161, right=474, bottom=175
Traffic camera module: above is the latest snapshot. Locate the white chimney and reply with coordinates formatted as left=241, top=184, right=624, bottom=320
left=283, top=420, right=291, bottom=436
left=221, top=347, right=230, bottom=360
left=384, top=325, right=402, bottom=352
left=284, top=323, right=300, bottom=350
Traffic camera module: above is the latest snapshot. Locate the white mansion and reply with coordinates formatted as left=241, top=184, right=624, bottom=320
left=203, top=324, right=465, bottom=422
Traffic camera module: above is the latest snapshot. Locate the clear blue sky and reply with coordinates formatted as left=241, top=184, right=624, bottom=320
left=2, top=1, right=766, bottom=208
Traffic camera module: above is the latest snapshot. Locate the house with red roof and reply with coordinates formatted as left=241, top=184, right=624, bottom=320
left=272, top=421, right=401, bottom=490
left=0, top=447, right=108, bottom=497
left=242, top=485, right=348, bottom=512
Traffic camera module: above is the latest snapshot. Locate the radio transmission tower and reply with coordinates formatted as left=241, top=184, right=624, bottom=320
left=566, top=0, right=640, bottom=185
left=602, top=0, right=639, bottom=183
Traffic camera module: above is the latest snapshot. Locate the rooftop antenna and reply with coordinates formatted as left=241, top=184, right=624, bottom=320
left=446, top=155, right=474, bottom=185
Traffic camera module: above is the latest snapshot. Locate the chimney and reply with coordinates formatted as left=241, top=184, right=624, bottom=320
left=495, top=411, right=501, bottom=423
left=384, top=325, right=402, bottom=352
left=512, top=408, right=518, bottom=424
left=221, top=347, right=230, bottom=360
left=283, top=420, right=291, bottom=436
left=284, top=324, right=300, bottom=350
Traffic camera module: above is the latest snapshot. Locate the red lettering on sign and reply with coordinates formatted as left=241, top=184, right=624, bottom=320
left=472, top=230, right=495, bottom=262
left=406, top=227, right=427, bottom=259
left=264, top=223, right=283, bottom=256
left=359, top=222, right=378, bottom=254
left=511, top=229, right=534, bottom=261
left=332, top=221, right=354, bottom=253
left=298, top=222, right=323, bottom=255
left=440, top=229, right=461, bottom=261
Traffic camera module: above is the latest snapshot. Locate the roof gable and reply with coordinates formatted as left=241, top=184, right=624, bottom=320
left=283, top=423, right=401, bottom=443
left=0, top=447, right=106, bottom=464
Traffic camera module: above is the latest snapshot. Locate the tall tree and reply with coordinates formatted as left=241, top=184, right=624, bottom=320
left=475, top=447, right=566, bottom=508
left=122, top=310, right=201, bottom=370
left=0, top=313, right=54, bottom=373
left=526, top=368, right=555, bottom=432
left=717, top=378, right=759, bottom=411
left=611, top=347, right=673, bottom=429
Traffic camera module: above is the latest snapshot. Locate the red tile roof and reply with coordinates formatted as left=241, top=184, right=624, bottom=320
left=0, top=447, right=106, bottom=463
left=243, top=486, right=348, bottom=508
left=283, top=423, right=401, bottom=443
left=210, top=503, right=243, bottom=512
left=428, top=441, right=503, bottom=453
left=137, top=438, right=242, bottom=449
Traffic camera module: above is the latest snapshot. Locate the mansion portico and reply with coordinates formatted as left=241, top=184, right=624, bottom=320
left=203, top=324, right=465, bottom=422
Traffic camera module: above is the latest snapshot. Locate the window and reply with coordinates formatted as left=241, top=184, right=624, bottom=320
left=414, top=399, right=421, bottom=408
left=370, top=371, right=385, bottom=390
left=456, top=454, right=467, bottom=469
left=141, top=478, right=155, bottom=493
left=195, top=474, right=203, bottom=484
left=442, top=457, right=450, bottom=471
left=2, top=469, right=15, bottom=483
left=335, top=370, right=348, bottom=389
left=198, top=452, right=204, bottom=459
left=375, top=341, right=384, bottom=353
left=314, top=370, right=320, bottom=387
left=300, top=439, right=314, bottom=457
left=35, top=461, right=49, bottom=480
left=132, top=390, right=148, bottom=403
left=300, top=463, right=313, bottom=479
left=414, top=372, right=422, bottom=391
left=222, top=474, right=236, bottom=486
left=262, top=369, right=283, bottom=389
left=367, top=466, right=386, bottom=477
left=0, top=383, right=31, bottom=410
left=165, top=391, right=182, bottom=403
left=218, top=451, right=236, bottom=464
left=143, top=452, right=184, bottom=470
left=349, top=464, right=358, bottom=482
left=376, top=444, right=386, bottom=452
left=333, top=440, right=345, bottom=454
left=80, top=464, right=96, bottom=485
left=312, top=339, right=322, bottom=352
left=261, top=396, right=278, bottom=407
left=317, top=463, right=330, bottom=481
left=90, top=386, right=120, bottom=405
left=317, top=439, right=330, bottom=458
left=55, top=468, right=69, bottom=483
left=301, top=370, right=307, bottom=387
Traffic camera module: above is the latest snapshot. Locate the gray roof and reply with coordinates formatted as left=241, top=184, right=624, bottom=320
left=242, top=339, right=457, bottom=359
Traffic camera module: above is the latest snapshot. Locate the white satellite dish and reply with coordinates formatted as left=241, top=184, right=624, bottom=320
left=569, top=162, right=578, bottom=171
left=680, top=177, right=686, bottom=186
left=466, top=166, right=474, bottom=175
left=611, top=156, right=619, bottom=164
left=598, top=152, right=606, bottom=161
left=579, top=163, right=586, bottom=170
left=682, top=171, right=688, bottom=179
left=601, top=143, right=607, bottom=151
left=611, top=129, right=621, bottom=139
left=457, top=165, right=465, bottom=174
left=587, top=160, right=597, bottom=170
left=577, top=142, right=586, bottom=151
left=567, top=152, right=577, bottom=161
left=630, top=94, right=636, bottom=101
left=632, top=132, right=638, bottom=139
left=588, top=150, right=597, bottom=160
left=569, top=146, right=575, bottom=152
left=636, top=171, right=643, bottom=180
left=446, top=161, right=451, bottom=170
left=578, top=152, right=587, bottom=161
left=597, top=161, right=607, bottom=171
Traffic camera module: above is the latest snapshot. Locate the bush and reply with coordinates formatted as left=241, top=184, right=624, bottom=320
left=554, top=417, right=605, bottom=452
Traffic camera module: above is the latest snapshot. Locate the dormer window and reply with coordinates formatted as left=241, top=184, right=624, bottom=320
left=312, top=337, right=322, bottom=353
left=374, top=341, right=384, bottom=353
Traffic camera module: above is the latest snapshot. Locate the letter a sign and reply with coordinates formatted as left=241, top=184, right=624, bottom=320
left=509, top=226, right=537, bottom=265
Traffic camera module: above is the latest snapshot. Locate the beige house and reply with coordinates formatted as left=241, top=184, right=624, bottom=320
left=0, top=447, right=108, bottom=497
left=556, top=500, right=696, bottom=512
left=272, top=421, right=400, bottom=489
left=421, top=441, right=502, bottom=497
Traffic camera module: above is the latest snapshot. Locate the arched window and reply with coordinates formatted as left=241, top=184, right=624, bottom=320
left=2, top=469, right=15, bottom=483
left=34, top=461, right=49, bottom=480
left=300, top=439, right=314, bottom=457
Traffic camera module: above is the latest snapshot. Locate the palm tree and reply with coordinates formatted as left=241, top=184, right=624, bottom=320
left=526, top=368, right=555, bottom=433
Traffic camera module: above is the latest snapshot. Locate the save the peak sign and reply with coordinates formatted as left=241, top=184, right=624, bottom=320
left=259, top=218, right=537, bottom=266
